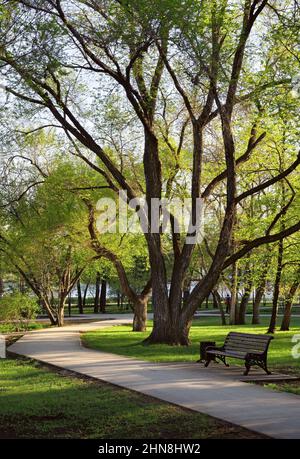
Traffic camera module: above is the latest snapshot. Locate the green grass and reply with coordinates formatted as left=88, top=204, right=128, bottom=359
left=264, top=382, right=300, bottom=396
left=0, top=322, right=47, bottom=334
left=82, top=317, right=300, bottom=374
left=0, top=358, right=259, bottom=439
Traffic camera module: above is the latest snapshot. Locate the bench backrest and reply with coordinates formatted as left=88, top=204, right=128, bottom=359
left=224, top=332, right=273, bottom=355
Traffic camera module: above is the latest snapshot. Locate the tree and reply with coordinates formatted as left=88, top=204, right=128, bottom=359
left=0, top=158, right=91, bottom=326
left=0, top=1, right=300, bottom=343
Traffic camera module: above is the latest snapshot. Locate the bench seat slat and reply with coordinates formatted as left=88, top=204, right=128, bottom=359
left=226, top=332, right=271, bottom=340
left=225, top=336, right=270, bottom=342
left=224, top=344, right=266, bottom=352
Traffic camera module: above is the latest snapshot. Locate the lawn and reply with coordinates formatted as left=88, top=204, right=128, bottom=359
left=0, top=322, right=47, bottom=334
left=0, top=358, right=261, bottom=439
left=82, top=317, right=300, bottom=374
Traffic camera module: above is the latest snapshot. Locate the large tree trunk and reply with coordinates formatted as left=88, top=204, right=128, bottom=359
left=280, top=278, right=300, bottom=331
left=100, top=279, right=107, bottom=313
left=77, top=279, right=83, bottom=314
left=145, top=307, right=192, bottom=345
left=268, top=238, right=284, bottom=334
left=133, top=297, right=148, bottom=332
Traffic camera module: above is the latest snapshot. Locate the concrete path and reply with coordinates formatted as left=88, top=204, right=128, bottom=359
left=8, top=315, right=300, bottom=439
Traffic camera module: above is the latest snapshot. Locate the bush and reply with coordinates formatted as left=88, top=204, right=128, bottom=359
left=0, top=293, right=39, bottom=331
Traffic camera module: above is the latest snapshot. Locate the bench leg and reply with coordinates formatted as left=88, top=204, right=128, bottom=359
left=244, top=360, right=251, bottom=376
left=261, top=361, right=272, bottom=375
left=218, top=355, right=229, bottom=367
left=244, top=358, right=272, bottom=376
left=204, top=358, right=211, bottom=367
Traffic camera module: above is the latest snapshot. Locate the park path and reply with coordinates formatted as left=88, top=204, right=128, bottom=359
left=8, top=315, right=300, bottom=439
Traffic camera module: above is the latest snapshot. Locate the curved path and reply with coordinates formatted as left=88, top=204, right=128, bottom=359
left=8, top=314, right=300, bottom=439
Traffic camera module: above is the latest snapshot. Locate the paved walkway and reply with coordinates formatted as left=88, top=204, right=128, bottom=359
left=8, top=315, right=300, bottom=439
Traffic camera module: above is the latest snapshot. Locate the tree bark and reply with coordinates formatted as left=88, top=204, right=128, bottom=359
left=100, top=279, right=107, bottom=313
left=145, top=312, right=192, bottom=345
left=237, top=285, right=252, bottom=325
left=56, top=299, right=65, bottom=327
left=77, top=279, right=83, bottom=314
left=0, top=275, right=3, bottom=298
left=252, top=249, right=271, bottom=324
left=94, top=272, right=101, bottom=313
left=83, top=280, right=90, bottom=308
left=268, top=238, right=284, bottom=333
left=19, top=277, right=25, bottom=293
left=212, top=289, right=227, bottom=325
left=133, top=297, right=148, bottom=332
left=237, top=271, right=252, bottom=325
left=230, top=261, right=238, bottom=324
left=252, top=284, right=265, bottom=325
left=280, top=277, right=300, bottom=331
left=41, top=298, right=57, bottom=325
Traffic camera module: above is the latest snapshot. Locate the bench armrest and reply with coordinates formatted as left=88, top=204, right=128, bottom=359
left=206, top=345, right=224, bottom=353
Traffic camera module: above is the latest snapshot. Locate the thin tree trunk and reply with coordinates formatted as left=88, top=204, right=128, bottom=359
left=252, top=251, right=271, bottom=324
left=252, top=273, right=267, bottom=325
left=212, top=289, right=227, bottom=325
left=237, top=287, right=252, bottom=325
left=83, top=281, right=90, bottom=308
left=56, top=300, right=65, bottom=327
left=56, top=288, right=70, bottom=327
left=41, top=298, right=57, bottom=325
left=230, top=262, right=238, bottom=325
left=237, top=278, right=252, bottom=325
left=100, top=279, right=107, bottom=313
left=68, top=294, right=72, bottom=317
left=0, top=275, right=3, bottom=298
left=268, top=238, right=284, bottom=334
left=94, top=272, right=101, bottom=313
left=280, top=277, right=300, bottom=331
left=77, top=279, right=83, bottom=314
left=19, top=277, right=25, bottom=293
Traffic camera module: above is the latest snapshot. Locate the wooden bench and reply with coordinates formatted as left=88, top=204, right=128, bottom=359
left=204, top=332, right=273, bottom=375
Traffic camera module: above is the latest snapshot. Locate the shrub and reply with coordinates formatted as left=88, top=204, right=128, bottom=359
left=0, top=293, right=39, bottom=331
